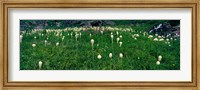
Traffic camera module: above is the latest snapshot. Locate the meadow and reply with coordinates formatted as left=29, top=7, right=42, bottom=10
left=20, top=25, right=180, bottom=70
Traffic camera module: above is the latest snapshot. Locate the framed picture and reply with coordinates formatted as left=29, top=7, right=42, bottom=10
left=1, top=0, right=199, bottom=89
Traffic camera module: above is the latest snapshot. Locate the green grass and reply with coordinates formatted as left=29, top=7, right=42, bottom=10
left=20, top=26, right=180, bottom=70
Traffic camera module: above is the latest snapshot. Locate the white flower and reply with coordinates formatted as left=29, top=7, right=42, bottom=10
left=100, top=31, right=103, bottom=34
left=70, top=33, right=73, bottom=38
left=32, top=44, right=36, bottom=47
left=75, top=34, right=79, bottom=40
left=165, top=41, right=170, bottom=44
left=155, top=34, right=158, bottom=36
left=111, top=34, right=114, bottom=38
left=56, top=42, right=59, bottom=46
left=111, top=32, right=113, bottom=35
left=44, top=40, right=47, bottom=46
left=20, top=35, right=23, bottom=38
left=158, top=36, right=162, bottom=38
left=159, top=38, right=164, bottom=41
left=116, top=31, right=119, bottom=35
left=148, top=35, right=153, bottom=38
left=134, top=37, right=137, bottom=40
left=20, top=35, right=23, bottom=43
left=79, top=32, right=82, bottom=37
left=90, top=33, right=92, bottom=37
left=156, top=61, right=160, bottom=65
left=38, top=61, right=43, bottom=69
left=56, top=34, right=59, bottom=36
left=109, top=53, right=112, bottom=58
left=34, top=36, right=37, bottom=39
left=166, top=39, right=169, bottom=41
left=158, top=55, right=162, bottom=61
left=42, top=34, right=44, bottom=36
left=91, top=39, right=94, bottom=45
left=117, top=38, right=120, bottom=43
left=111, top=35, right=114, bottom=43
left=119, top=35, right=122, bottom=38
left=62, top=36, right=65, bottom=41
left=136, top=34, right=139, bottom=37
left=97, top=54, right=102, bottom=59
left=119, top=41, right=122, bottom=47
left=153, top=38, right=158, bottom=41
left=119, top=53, right=123, bottom=58
left=91, top=39, right=94, bottom=50
left=132, top=35, right=135, bottom=38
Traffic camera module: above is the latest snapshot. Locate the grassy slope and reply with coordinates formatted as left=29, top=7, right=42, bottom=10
left=20, top=25, right=180, bottom=70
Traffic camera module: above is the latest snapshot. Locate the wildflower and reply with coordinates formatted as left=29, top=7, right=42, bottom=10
left=111, top=34, right=114, bottom=43
left=119, top=35, right=122, bottom=38
left=119, top=53, right=123, bottom=58
left=117, top=38, right=120, bottom=43
left=34, top=36, right=37, bottom=39
left=148, top=35, right=153, bottom=38
left=116, top=31, right=119, bottom=35
left=91, top=39, right=94, bottom=50
left=158, top=55, right=162, bottom=61
left=70, top=33, right=73, bottom=38
left=111, top=32, right=113, bottom=35
left=159, top=38, right=164, bottom=41
left=119, top=41, right=122, bottom=47
left=56, top=34, right=59, bottom=36
left=109, top=53, right=112, bottom=58
left=166, top=39, right=169, bottom=41
left=132, top=35, right=135, bottom=38
left=153, top=38, right=158, bottom=41
left=56, top=42, right=59, bottom=46
left=75, top=34, right=79, bottom=41
left=100, top=31, right=103, bottom=34
left=155, top=34, right=158, bottom=36
left=20, top=35, right=23, bottom=43
left=143, top=32, right=147, bottom=36
left=134, top=37, right=137, bottom=40
left=90, top=33, right=92, bottom=37
left=79, top=32, right=82, bottom=38
left=32, top=44, right=36, bottom=47
left=44, top=40, right=47, bottom=46
left=135, top=34, right=139, bottom=37
left=62, top=36, right=65, bottom=41
left=97, top=54, right=102, bottom=59
left=38, top=61, right=43, bottom=70
left=165, top=41, right=170, bottom=44
left=156, top=61, right=160, bottom=65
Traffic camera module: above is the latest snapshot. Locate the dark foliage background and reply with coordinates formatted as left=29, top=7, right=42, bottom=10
left=20, top=20, right=180, bottom=31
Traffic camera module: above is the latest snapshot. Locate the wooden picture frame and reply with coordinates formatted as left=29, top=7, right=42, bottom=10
left=0, top=0, right=199, bottom=90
